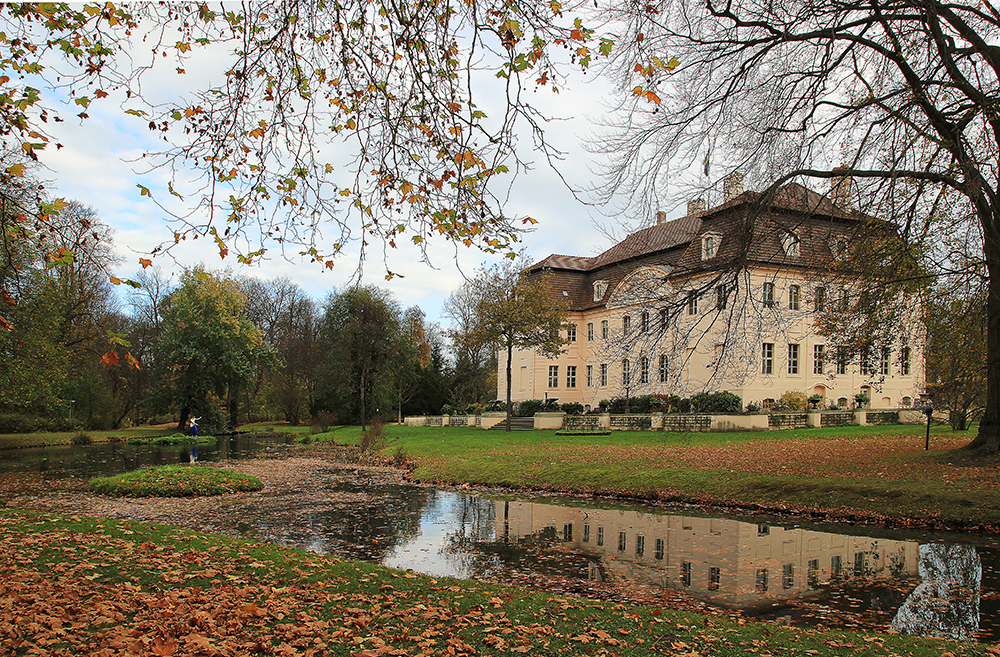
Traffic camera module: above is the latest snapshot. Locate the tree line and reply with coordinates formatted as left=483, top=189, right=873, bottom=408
left=0, top=195, right=515, bottom=434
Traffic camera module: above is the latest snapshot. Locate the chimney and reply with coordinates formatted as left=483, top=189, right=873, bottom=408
left=687, top=198, right=706, bottom=215
left=831, top=168, right=853, bottom=209
left=723, top=172, right=744, bottom=201
left=656, top=210, right=666, bottom=225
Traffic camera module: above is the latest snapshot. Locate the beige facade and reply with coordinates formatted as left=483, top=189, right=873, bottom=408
left=499, top=181, right=925, bottom=410
left=499, top=499, right=919, bottom=609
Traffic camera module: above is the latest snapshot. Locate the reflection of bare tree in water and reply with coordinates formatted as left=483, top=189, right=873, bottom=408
left=267, top=481, right=433, bottom=562
left=442, top=499, right=604, bottom=586
left=890, top=544, right=982, bottom=640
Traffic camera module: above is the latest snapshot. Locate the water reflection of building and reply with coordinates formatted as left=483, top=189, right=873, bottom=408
left=498, top=501, right=919, bottom=608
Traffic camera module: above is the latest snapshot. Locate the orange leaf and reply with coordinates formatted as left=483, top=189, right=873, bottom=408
left=0, top=314, right=11, bottom=331
left=126, top=353, right=141, bottom=370
left=1, top=290, right=15, bottom=306
left=100, top=352, right=120, bottom=368
left=139, top=258, right=152, bottom=269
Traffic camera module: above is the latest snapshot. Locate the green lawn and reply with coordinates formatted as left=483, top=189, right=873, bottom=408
left=0, top=510, right=991, bottom=657
left=329, top=422, right=999, bottom=529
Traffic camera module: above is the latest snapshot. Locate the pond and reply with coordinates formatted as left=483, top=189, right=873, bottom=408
left=1, top=438, right=997, bottom=642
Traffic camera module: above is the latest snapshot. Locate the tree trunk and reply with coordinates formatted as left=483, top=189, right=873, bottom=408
left=966, top=225, right=1000, bottom=452
left=178, top=406, right=190, bottom=434
left=360, top=371, right=367, bottom=432
left=505, top=342, right=513, bottom=432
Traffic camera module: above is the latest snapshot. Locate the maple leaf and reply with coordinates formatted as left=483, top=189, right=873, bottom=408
left=100, top=351, right=120, bottom=368
left=151, top=636, right=177, bottom=656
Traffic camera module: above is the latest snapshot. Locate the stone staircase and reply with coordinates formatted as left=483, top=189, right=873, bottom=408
left=488, top=417, right=535, bottom=431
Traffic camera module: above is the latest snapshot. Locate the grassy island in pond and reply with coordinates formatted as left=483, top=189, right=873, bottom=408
left=88, top=465, right=264, bottom=497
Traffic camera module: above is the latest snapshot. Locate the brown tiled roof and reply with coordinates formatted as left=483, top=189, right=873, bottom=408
left=529, top=254, right=593, bottom=271
left=591, top=215, right=703, bottom=269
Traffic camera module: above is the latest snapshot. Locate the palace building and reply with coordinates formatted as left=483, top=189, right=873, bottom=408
left=498, top=175, right=925, bottom=411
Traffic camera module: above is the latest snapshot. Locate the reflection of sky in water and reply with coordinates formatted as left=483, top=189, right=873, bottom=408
left=382, top=490, right=494, bottom=577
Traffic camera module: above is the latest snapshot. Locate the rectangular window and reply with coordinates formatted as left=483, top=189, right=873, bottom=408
left=618, top=531, right=627, bottom=552
left=813, top=345, right=825, bottom=374
left=789, top=284, right=800, bottom=310
left=901, top=346, right=911, bottom=375
left=687, top=292, right=698, bottom=315
left=807, top=559, right=819, bottom=588
left=782, top=563, right=794, bottom=589
left=566, top=365, right=577, bottom=388
left=600, top=364, right=608, bottom=387
left=601, top=320, right=609, bottom=339
left=660, top=308, right=668, bottom=330
left=563, top=523, right=573, bottom=541
left=583, top=524, right=590, bottom=543
left=635, top=534, right=645, bottom=557
left=659, top=355, right=668, bottom=383
left=586, top=365, right=593, bottom=387
left=567, top=325, right=577, bottom=342
left=837, top=347, right=848, bottom=375
left=654, top=538, right=664, bottom=560
left=763, top=282, right=775, bottom=307
left=622, top=315, right=631, bottom=335
left=597, top=526, right=604, bottom=547
left=622, top=359, right=631, bottom=386
left=840, top=288, right=849, bottom=311
left=640, top=357, right=649, bottom=384
left=831, top=555, right=842, bottom=579
left=716, top=285, right=727, bottom=310
left=854, top=552, right=866, bottom=576
left=788, top=343, right=799, bottom=375
left=815, top=286, right=826, bottom=311
left=548, top=365, right=559, bottom=388
left=860, top=347, right=871, bottom=375
left=709, top=566, right=721, bottom=591
left=641, top=311, right=649, bottom=332
left=880, top=347, right=890, bottom=376
left=762, top=343, right=774, bottom=374
left=587, top=322, right=594, bottom=341
left=755, top=568, right=769, bottom=592
left=681, top=562, right=692, bottom=588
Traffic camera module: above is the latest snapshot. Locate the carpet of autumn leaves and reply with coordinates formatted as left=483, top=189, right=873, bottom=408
left=2, top=510, right=996, bottom=657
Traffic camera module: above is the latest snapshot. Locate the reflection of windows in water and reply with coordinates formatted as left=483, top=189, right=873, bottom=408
left=583, top=524, right=590, bottom=543
left=854, top=551, right=866, bottom=576
left=757, top=524, right=770, bottom=536
left=807, top=559, right=819, bottom=588
left=618, top=531, right=627, bottom=552
left=709, top=566, right=721, bottom=591
left=755, top=568, right=768, bottom=592
left=654, top=538, right=665, bottom=560
left=635, top=534, right=645, bottom=557
left=597, top=526, right=604, bottom=547
left=831, top=554, right=842, bottom=579
left=682, top=519, right=693, bottom=531
left=681, top=562, right=692, bottom=588
left=782, top=563, right=794, bottom=589
left=588, top=562, right=603, bottom=582
left=563, top=523, right=573, bottom=542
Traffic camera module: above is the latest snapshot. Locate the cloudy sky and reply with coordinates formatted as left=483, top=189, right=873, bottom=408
left=31, top=21, right=666, bottom=325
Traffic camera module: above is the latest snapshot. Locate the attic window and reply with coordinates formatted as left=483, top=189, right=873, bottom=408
left=781, top=232, right=801, bottom=257
left=594, top=280, right=609, bottom=302
left=701, top=233, right=721, bottom=260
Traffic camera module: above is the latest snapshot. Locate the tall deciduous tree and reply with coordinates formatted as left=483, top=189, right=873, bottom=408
left=470, top=260, right=569, bottom=431
left=156, top=268, right=275, bottom=432
left=594, top=0, right=1000, bottom=451
left=319, top=286, right=403, bottom=431
left=926, top=282, right=987, bottom=431
left=444, top=278, right=498, bottom=407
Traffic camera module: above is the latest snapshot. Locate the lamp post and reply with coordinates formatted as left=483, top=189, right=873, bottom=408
left=922, top=398, right=934, bottom=451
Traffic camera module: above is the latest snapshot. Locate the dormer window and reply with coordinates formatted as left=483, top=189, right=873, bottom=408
left=781, top=232, right=801, bottom=257
left=594, top=280, right=609, bottom=302
left=702, top=232, right=721, bottom=260
left=831, top=237, right=849, bottom=260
